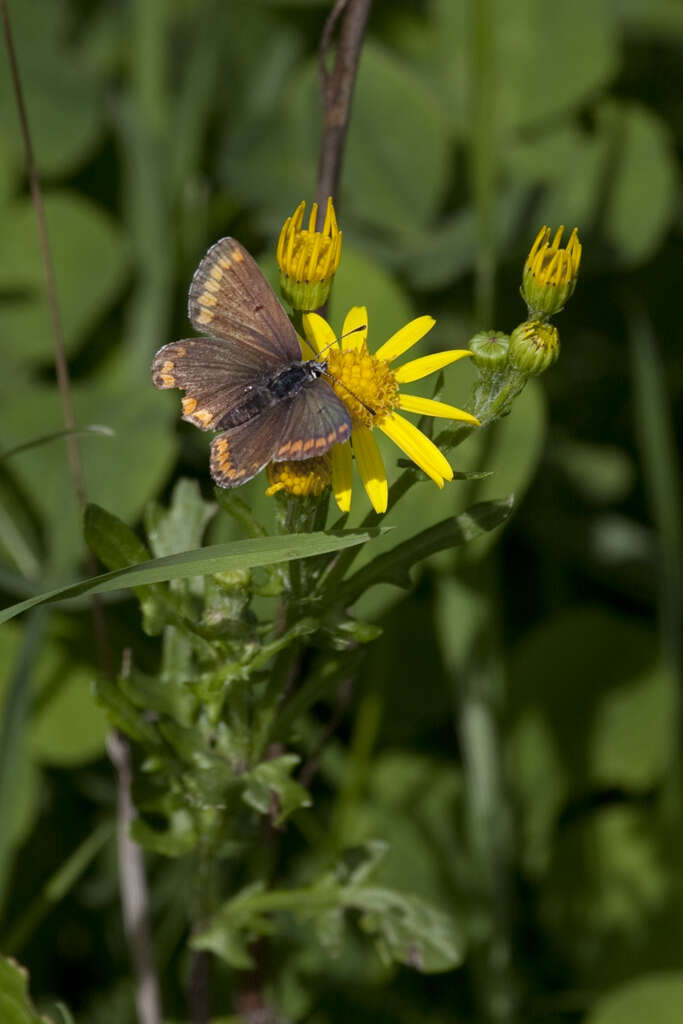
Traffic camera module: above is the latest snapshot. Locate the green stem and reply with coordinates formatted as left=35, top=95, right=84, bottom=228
left=629, top=307, right=683, bottom=817
left=470, top=0, right=497, bottom=327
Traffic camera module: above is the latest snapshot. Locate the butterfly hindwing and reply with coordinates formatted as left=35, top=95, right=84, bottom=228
left=210, top=404, right=290, bottom=488
left=189, top=237, right=300, bottom=364
left=151, top=337, right=268, bottom=431
left=274, top=378, right=352, bottom=462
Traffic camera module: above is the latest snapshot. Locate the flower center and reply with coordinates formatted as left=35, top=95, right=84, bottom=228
left=326, top=343, right=399, bottom=429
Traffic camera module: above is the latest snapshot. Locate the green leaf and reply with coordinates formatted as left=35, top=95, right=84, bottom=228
left=0, top=955, right=55, bottom=1023
left=145, top=479, right=216, bottom=560
left=0, top=528, right=387, bottom=625
left=85, top=502, right=171, bottom=635
left=341, top=43, right=451, bottom=232
left=194, top=845, right=464, bottom=974
left=507, top=607, right=675, bottom=875
left=0, top=615, right=45, bottom=907
left=242, top=754, right=312, bottom=825
left=0, top=1, right=103, bottom=177
left=597, top=100, right=678, bottom=265
left=540, top=807, right=670, bottom=974
left=1, top=359, right=177, bottom=573
left=425, top=0, right=618, bottom=138
left=333, top=498, right=513, bottom=607
left=0, top=193, right=128, bottom=363
left=351, top=885, right=464, bottom=973
left=219, top=42, right=450, bottom=235
left=584, top=973, right=683, bottom=1024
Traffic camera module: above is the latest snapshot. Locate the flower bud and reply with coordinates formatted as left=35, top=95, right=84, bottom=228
left=508, top=320, right=560, bottom=376
left=277, top=198, right=342, bottom=311
left=521, top=225, right=581, bottom=319
left=469, top=331, right=510, bottom=372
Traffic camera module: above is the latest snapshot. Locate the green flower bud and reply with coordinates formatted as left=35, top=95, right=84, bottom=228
left=508, top=320, right=560, bottom=376
left=469, top=331, right=510, bottom=372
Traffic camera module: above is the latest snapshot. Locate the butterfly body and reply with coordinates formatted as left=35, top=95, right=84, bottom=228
left=216, top=358, right=328, bottom=431
left=152, top=237, right=351, bottom=488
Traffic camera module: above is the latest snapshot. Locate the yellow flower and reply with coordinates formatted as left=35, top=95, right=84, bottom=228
left=302, top=308, right=479, bottom=514
left=521, top=225, right=581, bottom=319
left=265, top=455, right=331, bottom=498
left=277, top=198, right=342, bottom=311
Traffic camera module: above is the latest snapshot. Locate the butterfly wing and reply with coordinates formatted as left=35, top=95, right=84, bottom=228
left=273, top=378, right=352, bottom=462
left=151, top=337, right=269, bottom=431
left=210, top=404, right=290, bottom=488
left=189, top=237, right=300, bottom=364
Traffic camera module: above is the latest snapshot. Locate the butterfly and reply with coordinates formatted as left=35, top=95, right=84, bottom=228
left=151, top=237, right=352, bottom=488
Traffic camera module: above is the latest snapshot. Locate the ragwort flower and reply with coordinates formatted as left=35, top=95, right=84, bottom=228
left=300, top=307, right=479, bottom=514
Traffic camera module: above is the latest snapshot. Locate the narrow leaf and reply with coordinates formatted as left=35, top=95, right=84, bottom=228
left=331, top=498, right=513, bottom=606
left=0, top=528, right=387, bottom=625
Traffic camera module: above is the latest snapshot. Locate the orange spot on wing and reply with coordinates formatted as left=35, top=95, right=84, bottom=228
left=182, top=397, right=197, bottom=415
left=232, top=249, right=245, bottom=263
left=197, top=309, right=214, bottom=325
left=315, top=437, right=326, bottom=450
left=303, top=439, right=316, bottom=452
left=195, top=408, right=214, bottom=427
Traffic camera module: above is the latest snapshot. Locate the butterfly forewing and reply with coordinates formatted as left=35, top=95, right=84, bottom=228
left=189, top=237, right=300, bottom=364
left=275, top=379, right=352, bottom=461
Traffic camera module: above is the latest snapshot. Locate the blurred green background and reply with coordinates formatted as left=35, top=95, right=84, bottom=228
left=1, top=0, right=682, bottom=1021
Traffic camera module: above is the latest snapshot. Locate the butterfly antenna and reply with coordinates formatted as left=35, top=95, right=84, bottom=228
left=322, top=370, right=377, bottom=418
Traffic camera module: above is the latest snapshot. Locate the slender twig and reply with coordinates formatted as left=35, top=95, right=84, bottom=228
left=1, top=4, right=162, bottom=1021
left=315, top=0, right=373, bottom=224
left=108, top=729, right=163, bottom=1024
left=0, top=0, right=84, bottom=512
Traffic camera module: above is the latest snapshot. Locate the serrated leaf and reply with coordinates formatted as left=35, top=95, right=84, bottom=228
left=243, top=754, right=311, bottom=825
left=351, top=885, right=464, bottom=973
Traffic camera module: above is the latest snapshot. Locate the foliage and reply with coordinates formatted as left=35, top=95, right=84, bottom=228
left=0, top=1, right=681, bottom=1023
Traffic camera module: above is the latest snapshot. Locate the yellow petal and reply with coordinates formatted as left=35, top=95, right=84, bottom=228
left=352, top=425, right=388, bottom=514
left=331, top=441, right=353, bottom=513
left=374, top=315, right=435, bottom=363
left=297, top=331, right=316, bottom=359
left=303, top=312, right=338, bottom=355
left=398, top=393, right=480, bottom=423
left=394, top=349, right=472, bottom=383
left=380, top=411, right=453, bottom=486
left=342, top=306, right=368, bottom=351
